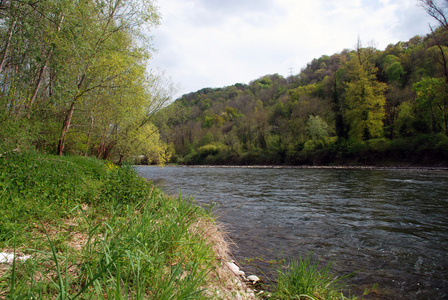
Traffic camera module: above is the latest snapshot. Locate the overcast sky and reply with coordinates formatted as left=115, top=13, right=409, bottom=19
left=149, top=0, right=437, bottom=98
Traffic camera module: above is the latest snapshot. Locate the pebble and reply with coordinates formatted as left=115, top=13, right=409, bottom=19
left=226, top=261, right=245, bottom=276
left=247, top=275, right=260, bottom=283
left=0, top=252, right=31, bottom=264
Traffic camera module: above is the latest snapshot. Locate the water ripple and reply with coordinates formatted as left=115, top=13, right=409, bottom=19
left=137, top=166, right=448, bottom=300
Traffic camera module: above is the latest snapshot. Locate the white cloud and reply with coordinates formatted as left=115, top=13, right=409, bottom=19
left=149, top=0, right=437, bottom=98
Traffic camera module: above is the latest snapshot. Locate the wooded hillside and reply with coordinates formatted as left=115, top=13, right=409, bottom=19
left=154, top=25, right=448, bottom=166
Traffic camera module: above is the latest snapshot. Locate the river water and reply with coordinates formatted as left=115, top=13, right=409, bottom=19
left=137, top=166, right=448, bottom=299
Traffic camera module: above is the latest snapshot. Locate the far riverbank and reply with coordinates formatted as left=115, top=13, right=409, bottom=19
left=163, top=164, right=448, bottom=171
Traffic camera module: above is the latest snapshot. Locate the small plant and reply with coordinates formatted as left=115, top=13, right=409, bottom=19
left=273, top=255, right=357, bottom=300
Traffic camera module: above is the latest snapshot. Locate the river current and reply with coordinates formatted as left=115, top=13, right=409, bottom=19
left=137, top=166, right=448, bottom=299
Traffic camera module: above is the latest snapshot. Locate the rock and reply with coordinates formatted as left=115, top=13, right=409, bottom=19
left=226, top=261, right=245, bottom=276
left=226, top=262, right=239, bottom=274
left=247, top=275, right=260, bottom=283
left=0, top=252, right=31, bottom=264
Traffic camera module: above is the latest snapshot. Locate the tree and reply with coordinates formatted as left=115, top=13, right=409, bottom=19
left=384, top=55, right=405, bottom=83
left=56, top=0, right=160, bottom=156
left=344, top=46, right=387, bottom=142
left=0, top=0, right=170, bottom=164
left=394, top=101, right=417, bottom=137
left=306, top=115, right=330, bottom=140
left=413, top=77, right=448, bottom=133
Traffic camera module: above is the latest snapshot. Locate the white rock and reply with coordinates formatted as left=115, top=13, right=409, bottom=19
left=0, top=252, right=31, bottom=264
left=226, top=262, right=241, bottom=275
left=247, top=275, right=260, bottom=283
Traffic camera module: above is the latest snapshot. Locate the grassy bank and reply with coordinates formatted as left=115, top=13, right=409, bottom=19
left=0, top=151, right=255, bottom=299
left=0, top=151, right=360, bottom=299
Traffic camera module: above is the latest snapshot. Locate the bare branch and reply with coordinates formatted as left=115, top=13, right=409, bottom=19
left=419, top=0, right=448, bottom=31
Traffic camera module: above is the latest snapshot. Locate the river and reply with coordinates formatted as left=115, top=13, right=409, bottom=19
left=137, top=166, right=448, bottom=299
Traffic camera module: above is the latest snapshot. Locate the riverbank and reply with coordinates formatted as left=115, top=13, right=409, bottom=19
left=0, top=151, right=257, bottom=299
left=163, top=164, right=448, bottom=171
left=1, top=151, right=364, bottom=299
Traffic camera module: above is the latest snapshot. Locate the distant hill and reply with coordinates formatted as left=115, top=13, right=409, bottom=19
left=153, top=28, right=448, bottom=167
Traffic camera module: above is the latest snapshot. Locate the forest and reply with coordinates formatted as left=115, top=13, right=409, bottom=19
left=0, top=0, right=172, bottom=164
left=154, top=18, right=448, bottom=166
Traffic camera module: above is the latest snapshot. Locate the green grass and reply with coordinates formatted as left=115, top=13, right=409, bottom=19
left=272, top=255, right=357, bottom=300
left=0, top=150, right=224, bottom=299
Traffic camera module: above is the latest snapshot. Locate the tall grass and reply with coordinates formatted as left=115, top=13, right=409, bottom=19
left=0, top=150, right=226, bottom=299
left=272, top=255, right=357, bottom=300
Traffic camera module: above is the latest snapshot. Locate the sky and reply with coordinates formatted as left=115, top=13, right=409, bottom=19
left=149, top=0, right=437, bottom=99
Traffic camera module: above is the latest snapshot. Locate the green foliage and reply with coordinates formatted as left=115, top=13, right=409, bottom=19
left=225, top=106, right=241, bottom=120
left=306, top=115, right=331, bottom=140
left=98, top=164, right=151, bottom=209
left=289, top=84, right=317, bottom=102
left=255, top=76, right=273, bottom=89
left=413, top=77, right=448, bottom=134
left=0, top=0, right=169, bottom=163
left=0, top=151, right=107, bottom=244
left=394, top=101, right=417, bottom=137
left=203, top=116, right=214, bottom=128
left=384, top=55, right=405, bottom=83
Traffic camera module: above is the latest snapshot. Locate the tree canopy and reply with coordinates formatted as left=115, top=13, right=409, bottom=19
left=0, top=0, right=172, bottom=164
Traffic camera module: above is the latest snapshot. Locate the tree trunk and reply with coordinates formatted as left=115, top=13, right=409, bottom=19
left=57, top=74, right=86, bottom=156
left=57, top=101, right=75, bottom=156
left=102, top=141, right=116, bottom=160
left=118, top=154, right=124, bottom=166
left=28, top=64, right=48, bottom=109
left=84, top=114, right=94, bottom=156
left=0, top=20, right=15, bottom=73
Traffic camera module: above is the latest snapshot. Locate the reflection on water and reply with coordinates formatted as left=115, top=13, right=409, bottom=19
left=137, top=166, right=448, bottom=299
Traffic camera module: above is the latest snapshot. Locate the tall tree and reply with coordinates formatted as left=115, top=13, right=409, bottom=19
left=56, top=0, right=160, bottom=155
left=344, top=44, right=387, bottom=142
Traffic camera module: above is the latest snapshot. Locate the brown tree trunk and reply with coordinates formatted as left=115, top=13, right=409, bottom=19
left=117, top=154, right=124, bottom=166
left=28, top=64, right=48, bottom=109
left=57, top=74, right=86, bottom=156
left=57, top=101, right=75, bottom=156
left=102, top=141, right=116, bottom=160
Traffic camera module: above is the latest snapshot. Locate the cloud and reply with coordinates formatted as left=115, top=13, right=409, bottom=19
left=149, top=0, right=436, bottom=98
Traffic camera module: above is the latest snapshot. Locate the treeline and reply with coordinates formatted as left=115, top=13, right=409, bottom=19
left=155, top=25, right=448, bottom=166
left=0, top=0, right=171, bottom=164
